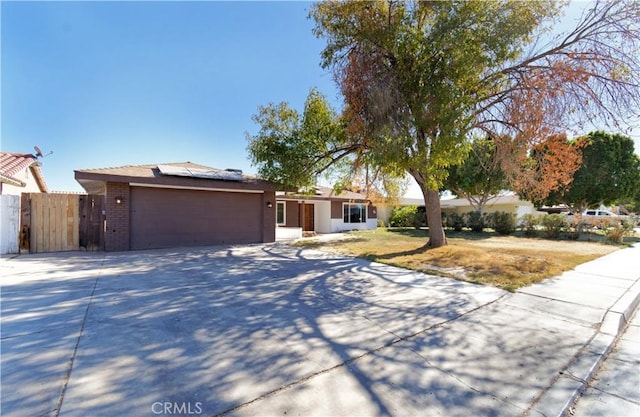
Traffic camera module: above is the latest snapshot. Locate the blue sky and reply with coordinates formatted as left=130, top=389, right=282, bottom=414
left=2, top=1, right=339, bottom=192
left=2, top=1, right=638, bottom=194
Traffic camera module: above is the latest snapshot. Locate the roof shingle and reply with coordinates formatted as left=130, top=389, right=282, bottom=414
left=277, top=185, right=370, bottom=202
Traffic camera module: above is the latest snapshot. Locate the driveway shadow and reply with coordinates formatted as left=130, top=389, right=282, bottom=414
left=1, top=243, right=590, bottom=417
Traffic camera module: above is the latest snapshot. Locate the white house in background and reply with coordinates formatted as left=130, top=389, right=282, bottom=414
left=0, top=152, right=49, bottom=255
left=275, top=186, right=378, bottom=240
left=378, top=194, right=545, bottom=225
left=439, top=194, right=545, bottom=218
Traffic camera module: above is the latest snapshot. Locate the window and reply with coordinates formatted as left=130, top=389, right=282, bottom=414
left=276, top=201, right=286, bottom=225
left=343, top=203, right=367, bottom=223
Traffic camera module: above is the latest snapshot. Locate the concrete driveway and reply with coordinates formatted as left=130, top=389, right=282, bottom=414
left=2, top=243, right=638, bottom=416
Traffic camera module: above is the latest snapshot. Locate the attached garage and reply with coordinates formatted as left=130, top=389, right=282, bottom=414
left=129, top=187, right=262, bottom=250
left=74, top=162, right=276, bottom=251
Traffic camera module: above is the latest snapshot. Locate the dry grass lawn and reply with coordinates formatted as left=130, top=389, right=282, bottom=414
left=294, top=229, right=621, bottom=291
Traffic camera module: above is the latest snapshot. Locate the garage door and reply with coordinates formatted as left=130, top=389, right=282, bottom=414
left=130, top=187, right=263, bottom=250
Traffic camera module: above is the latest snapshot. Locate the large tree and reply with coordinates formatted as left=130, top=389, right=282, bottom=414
left=545, top=131, right=640, bottom=212
left=249, top=0, right=640, bottom=247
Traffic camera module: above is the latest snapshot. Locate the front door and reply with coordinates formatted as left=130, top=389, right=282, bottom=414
left=301, top=203, right=315, bottom=231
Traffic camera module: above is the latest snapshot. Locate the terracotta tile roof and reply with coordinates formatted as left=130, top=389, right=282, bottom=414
left=1, top=152, right=37, bottom=177
left=0, top=152, right=48, bottom=192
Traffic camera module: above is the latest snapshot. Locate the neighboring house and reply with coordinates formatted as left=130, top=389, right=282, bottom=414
left=275, top=186, right=377, bottom=239
left=0, top=152, right=49, bottom=195
left=439, top=194, right=544, bottom=218
left=74, top=162, right=276, bottom=251
left=0, top=152, right=49, bottom=255
left=378, top=194, right=544, bottom=225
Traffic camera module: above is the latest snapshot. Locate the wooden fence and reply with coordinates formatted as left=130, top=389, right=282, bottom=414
left=20, top=193, right=104, bottom=253
left=79, top=194, right=105, bottom=251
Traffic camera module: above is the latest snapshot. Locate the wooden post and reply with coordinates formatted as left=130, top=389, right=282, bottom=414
left=19, top=193, right=31, bottom=253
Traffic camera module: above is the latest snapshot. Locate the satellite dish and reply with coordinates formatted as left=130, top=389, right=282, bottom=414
left=33, top=146, right=53, bottom=158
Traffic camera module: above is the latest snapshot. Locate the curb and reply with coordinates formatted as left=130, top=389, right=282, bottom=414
left=529, top=262, right=640, bottom=417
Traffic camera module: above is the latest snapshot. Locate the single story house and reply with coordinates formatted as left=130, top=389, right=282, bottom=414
left=75, top=162, right=276, bottom=251
left=275, top=186, right=377, bottom=239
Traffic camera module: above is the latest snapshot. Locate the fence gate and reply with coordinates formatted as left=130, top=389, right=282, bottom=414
left=20, top=193, right=104, bottom=253
left=79, top=194, right=105, bottom=251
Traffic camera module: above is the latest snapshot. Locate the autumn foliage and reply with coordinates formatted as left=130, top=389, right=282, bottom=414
left=502, top=134, right=584, bottom=204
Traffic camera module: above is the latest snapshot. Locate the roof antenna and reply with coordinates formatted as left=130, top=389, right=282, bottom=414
left=34, top=146, right=53, bottom=159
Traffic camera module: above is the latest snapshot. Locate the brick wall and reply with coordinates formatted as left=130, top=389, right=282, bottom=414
left=262, top=191, right=276, bottom=243
left=105, top=182, right=130, bottom=251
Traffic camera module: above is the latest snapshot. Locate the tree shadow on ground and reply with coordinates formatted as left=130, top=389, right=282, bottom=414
left=362, top=243, right=432, bottom=261
left=388, top=227, right=495, bottom=241
left=1, top=244, right=602, bottom=417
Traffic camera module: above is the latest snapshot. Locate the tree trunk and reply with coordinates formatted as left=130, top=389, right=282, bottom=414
left=423, top=188, right=447, bottom=247
left=410, top=169, right=447, bottom=247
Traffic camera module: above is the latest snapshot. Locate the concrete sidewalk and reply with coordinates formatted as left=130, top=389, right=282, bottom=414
left=1, top=242, right=639, bottom=417
left=572, top=308, right=640, bottom=416
left=517, top=243, right=640, bottom=416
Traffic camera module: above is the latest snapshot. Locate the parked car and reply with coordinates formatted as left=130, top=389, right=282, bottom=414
left=565, top=209, right=629, bottom=227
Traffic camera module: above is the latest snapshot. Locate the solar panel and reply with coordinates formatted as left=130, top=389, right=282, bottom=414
left=157, top=164, right=244, bottom=182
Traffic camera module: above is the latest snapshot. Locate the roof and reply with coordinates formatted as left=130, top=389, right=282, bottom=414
left=399, top=197, right=425, bottom=206
left=75, top=161, right=211, bottom=178
left=0, top=152, right=49, bottom=192
left=74, top=161, right=275, bottom=194
left=277, top=185, right=371, bottom=202
left=397, top=194, right=531, bottom=208
left=440, top=194, right=527, bottom=208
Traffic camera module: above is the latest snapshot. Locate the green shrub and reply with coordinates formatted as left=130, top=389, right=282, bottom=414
left=389, top=205, right=419, bottom=227
left=447, top=212, right=465, bottom=232
left=519, top=213, right=539, bottom=237
left=466, top=211, right=486, bottom=233
left=488, top=211, right=517, bottom=235
left=541, top=214, right=565, bottom=239
left=603, top=219, right=635, bottom=244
